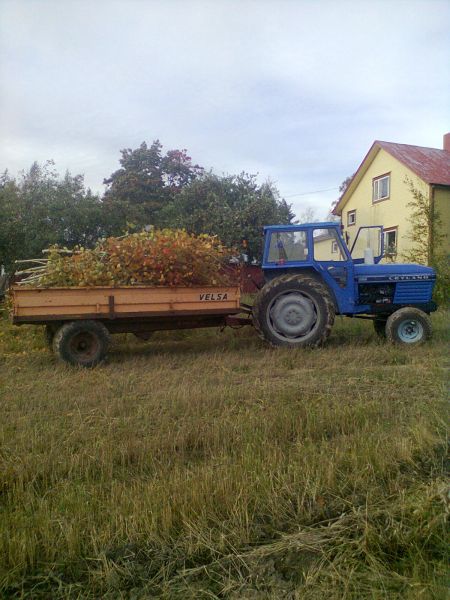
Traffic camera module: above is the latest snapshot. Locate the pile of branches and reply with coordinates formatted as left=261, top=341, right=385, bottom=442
left=15, top=230, right=238, bottom=288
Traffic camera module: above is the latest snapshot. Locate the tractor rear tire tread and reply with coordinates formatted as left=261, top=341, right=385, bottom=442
left=252, top=274, right=335, bottom=348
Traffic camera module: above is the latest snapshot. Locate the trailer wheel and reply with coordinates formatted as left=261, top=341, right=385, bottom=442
left=373, top=319, right=387, bottom=338
left=53, top=320, right=110, bottom=367
left=252, top=274, right=335, bottom=347
left=385, top=308, right=431, bottom=345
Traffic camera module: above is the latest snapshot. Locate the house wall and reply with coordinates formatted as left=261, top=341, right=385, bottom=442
left=434, top=186, right=450, bottom=255
left=313, top=236, right=335, bottom=261
left=340, top=148, right=429, bottom=262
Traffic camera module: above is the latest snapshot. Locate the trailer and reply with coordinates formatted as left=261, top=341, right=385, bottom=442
left=11, top=285, right=246, bottom=367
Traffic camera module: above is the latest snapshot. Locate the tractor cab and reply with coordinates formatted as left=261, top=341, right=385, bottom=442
left=263, top=222, right=384, bottom=269
left=255, top=223, right=436, bottom=347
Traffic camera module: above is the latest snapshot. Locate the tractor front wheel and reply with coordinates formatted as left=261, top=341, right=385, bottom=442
left=252, top=274, right=335, bottom=348
left=385, top=308, right=431, bottom=345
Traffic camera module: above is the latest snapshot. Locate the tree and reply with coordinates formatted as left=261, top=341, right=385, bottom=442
left=103, top=140, right=203, bottom=231
left=160, top=172, right=294, bottom=261
left=0, top=171, right=24, bottom=272
left=402, top=178, right=448, bottom=303
left=329, top=172, right=356, bottom=218
left=297, top=207, right=317, bottom=223
left=338, top=173, right=355, bottom=197
left=0, top=162, right=107, bottom=271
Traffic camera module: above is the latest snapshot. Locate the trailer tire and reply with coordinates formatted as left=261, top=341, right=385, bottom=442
left=252, top=274, right=335, bottom=348
left=53, top=320, right=110, bottom=367
left=385, top=308, right=431, bottom=346
left=373, top=319, right=387, bottom=338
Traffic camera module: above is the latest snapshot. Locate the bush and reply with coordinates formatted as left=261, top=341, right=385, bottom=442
left=20, top=229, right=238, bottom=288
left=432, top=253, right=450, bottom=305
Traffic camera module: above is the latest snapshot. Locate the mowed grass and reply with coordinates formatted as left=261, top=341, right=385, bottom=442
left=0, top=310, right=448, bottom=599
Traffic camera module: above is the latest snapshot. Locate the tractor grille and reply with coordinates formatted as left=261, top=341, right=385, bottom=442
left=393, top=281, right=433, bottom=304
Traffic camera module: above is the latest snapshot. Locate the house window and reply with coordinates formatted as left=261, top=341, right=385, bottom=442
left=373, top=174, right=390, bottom=202
left=347, top=210, right=356, bottom=226
left=384, top=227, right=398, bottom=257
left=331, top=241, right=338, bottom=254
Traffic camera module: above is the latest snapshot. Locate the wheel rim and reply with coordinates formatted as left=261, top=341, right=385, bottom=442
left=69, top=331, right=100, bottom=360
left=398, top=319, right=423, bottom=343
left=266, top=290, right=318, bottom=341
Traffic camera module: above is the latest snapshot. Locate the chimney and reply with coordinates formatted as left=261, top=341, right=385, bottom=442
left=444, top=133, right=450, bottom=152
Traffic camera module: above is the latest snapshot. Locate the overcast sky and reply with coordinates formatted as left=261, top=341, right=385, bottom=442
left=1, top=0, right=449, bottom=219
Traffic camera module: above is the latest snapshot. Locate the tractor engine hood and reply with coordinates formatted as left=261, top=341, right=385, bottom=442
left=354, top=264, right=436, bottom=283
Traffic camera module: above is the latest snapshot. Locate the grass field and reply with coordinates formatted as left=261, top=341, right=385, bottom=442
left=0, top=309, right=448, bottom=599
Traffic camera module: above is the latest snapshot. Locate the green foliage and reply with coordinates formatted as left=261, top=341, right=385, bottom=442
left=103, top=141, right=204, bottom=232
left=402, top=178, right=449, bottom=304
left=0, top=162, right=107, bottom=272
left=1, top=140, right=292, bottom=273
left=338, top=172, right=355, bottom=197
left=103, top=142, right=293, bottom=262
left=160, top=172, right=294, bottom=261
left=0, top=173, right=22, bottom=272
left=431, top=253, right=450, bottom=305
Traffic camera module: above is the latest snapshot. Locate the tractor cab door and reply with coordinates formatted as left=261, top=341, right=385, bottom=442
left=350, top=226, right=384, bottom=264
left=312, top=227, right=355, bottom=313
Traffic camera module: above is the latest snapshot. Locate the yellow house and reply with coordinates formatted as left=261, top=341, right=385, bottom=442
left=313, top=230, right=342, bottom=261
left=333, top=134, right=450, bottom=262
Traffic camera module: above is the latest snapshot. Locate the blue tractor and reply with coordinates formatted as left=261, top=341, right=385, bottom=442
left=252, top=222, right=437, bottom=347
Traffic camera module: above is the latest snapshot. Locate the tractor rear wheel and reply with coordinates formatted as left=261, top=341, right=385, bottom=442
left=252, top=274, right=335, bottom=347
left=385, top=308, right=431, bottom=345
left=53, top=320, right=110, bottom=367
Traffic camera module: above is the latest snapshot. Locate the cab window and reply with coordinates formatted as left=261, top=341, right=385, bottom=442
left=268, top=231, right=308, bottom=263
left=313, top=229, right=347, bottom=261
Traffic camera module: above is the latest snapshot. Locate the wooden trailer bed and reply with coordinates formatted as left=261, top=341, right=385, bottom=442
left=11, top=285, right=241, bottom=324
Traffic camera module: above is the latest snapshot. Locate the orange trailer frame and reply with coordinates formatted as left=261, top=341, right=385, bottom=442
left=11, top=285, right=242, bottom=325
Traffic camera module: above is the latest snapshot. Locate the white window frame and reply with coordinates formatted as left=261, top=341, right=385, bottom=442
left=384, top=226, right=398, bottom=256
left=347, top=209, right=356, bottom=226
left=331, top=240, right=338, bottom=254
left=373, top=174, right=390, bottom=202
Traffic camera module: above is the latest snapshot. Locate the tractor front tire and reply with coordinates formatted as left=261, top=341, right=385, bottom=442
left=252, top=274, right=335, bottom=348
left=53, top=320, right=110, bottom=367
left=385, top=308, right=431, bottom=346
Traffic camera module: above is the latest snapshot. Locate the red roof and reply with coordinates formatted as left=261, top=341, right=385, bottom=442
left=376, top=140, right=450, bottom=186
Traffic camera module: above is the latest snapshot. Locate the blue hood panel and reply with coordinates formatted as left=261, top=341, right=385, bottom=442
left=354, top=264, right=436, bottom=282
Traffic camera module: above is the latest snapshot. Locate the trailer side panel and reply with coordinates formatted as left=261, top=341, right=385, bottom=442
left=12, top=286, right=241, bottom=324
